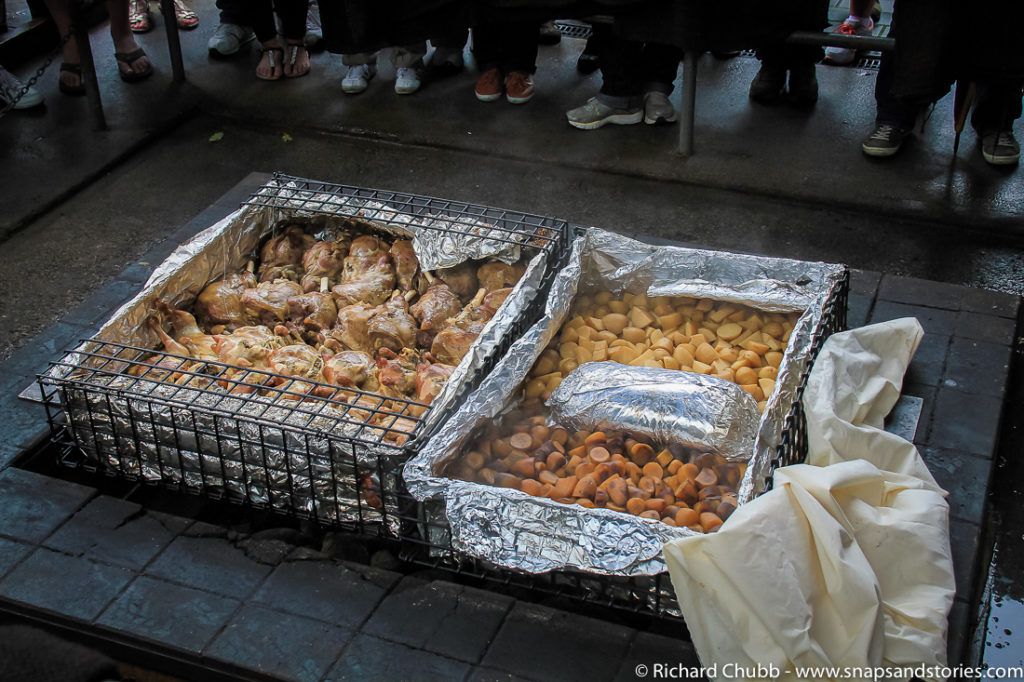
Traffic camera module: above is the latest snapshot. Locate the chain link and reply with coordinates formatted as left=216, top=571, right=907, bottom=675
left=0, top=27, right=76, bottom=118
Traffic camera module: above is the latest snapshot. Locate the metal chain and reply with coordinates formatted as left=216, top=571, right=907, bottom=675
left=0, top=27, right=75, bottom=118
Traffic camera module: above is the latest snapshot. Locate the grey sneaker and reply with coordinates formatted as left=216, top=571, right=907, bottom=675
left=979, top=129, right=1020, bottom=166
left=394, top=66, right=422, bottom=95
left=0, top=66, right=43, bottom=109
left=567, top=97, right=642, bottom=130
left=643, top=91, right=677, bottom=125
left=342, top=63, right=376, bottom=94
left=861, top=122, right=908, bottom=157
left=208, top=22, right=255, bottom=58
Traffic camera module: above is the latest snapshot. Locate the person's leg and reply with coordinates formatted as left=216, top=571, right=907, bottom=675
left=276, top=0, right=310, bottom=77
left=394, top=42, right=426, bottom=94
left=566, top=30, right=643, bottom=129
left=216, top=0, right=248, bottom=25
left=251, top=0, right=283, bottom=79
left=209, top=0, right=254, bottom=57
left=341, top=51, right=378, bottom=93
left=41, top=0, right=83, bottom=91
left=639, top=42, right=681, bottom=124
left=972, top=78, right=1023, bottom=165
left=861, top=41, right=920, bottom=156
left=108, top=0, right=153, bottom=79
left=500, top=21, right=540, bottom=75
left=825, top=0, right=876, bottom=66
left=429, top=26, right=467, bottom=72
left=782, top=43, right=822, bottom=106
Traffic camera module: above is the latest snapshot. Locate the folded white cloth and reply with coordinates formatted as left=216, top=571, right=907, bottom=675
left=663, top=318, right=956, bottom=682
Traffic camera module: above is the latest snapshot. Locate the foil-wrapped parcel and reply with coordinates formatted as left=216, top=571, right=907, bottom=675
left=42, top=177, right=552, bottom=525
left=404, top=227, right=847, bottom=575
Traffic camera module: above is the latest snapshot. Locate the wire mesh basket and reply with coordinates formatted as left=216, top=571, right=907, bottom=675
left=38, top=175, right=571, bottom=536
left=395, top=267, right=850, bottom=622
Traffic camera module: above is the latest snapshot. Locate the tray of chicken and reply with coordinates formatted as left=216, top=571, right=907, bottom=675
left=39, top=176, right=566, bottom=528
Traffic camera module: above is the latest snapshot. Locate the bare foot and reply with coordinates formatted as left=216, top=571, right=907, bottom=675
left=283, top=42, right=310, bottom=78
left=112, top=36, right=151, bottom=78
left=256, top=41, right=283, bottom=80
left=59, top=36, right=83, bottom=90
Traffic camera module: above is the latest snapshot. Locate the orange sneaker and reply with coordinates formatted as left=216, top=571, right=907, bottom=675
left=475, top=68, right=503, bottom=102
left=505, top=71, right=534, bottom=104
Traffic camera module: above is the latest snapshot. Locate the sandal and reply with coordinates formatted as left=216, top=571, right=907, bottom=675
left=59, top=62, right=86, bottom=96
left=174, top=0, right=199, bottom=30
left=115, top=48, right=154, bottom=83
left=284, top=43, right=310, bottom=78
left=257, top=47, right=284, bottom=81
left=129, top=0, right=152, bottom=33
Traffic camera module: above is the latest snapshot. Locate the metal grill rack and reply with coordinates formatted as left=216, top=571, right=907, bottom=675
left=396, top=269, right=850, bottom=623
left=38, top=176, right=571, bottom=536
left=245, top=173, right=568, bottom=257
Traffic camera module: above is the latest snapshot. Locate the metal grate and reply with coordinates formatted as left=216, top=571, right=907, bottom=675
left=38, top=176, right=571, bottom=535
left=245, top=173, right=568, bottom=257
left=395, top=268, right=850, bottom=624
left=553, top=20, right=593, bottom=40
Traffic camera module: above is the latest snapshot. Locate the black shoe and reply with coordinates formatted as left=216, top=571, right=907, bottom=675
left=576, top=53, right=599, bottom=74
left=539, top=21, right=562, bottom=46
left=862, top=122, right=908, bottom=157
left=787, top=64, right=818, bottom=106
left=749, top=64, right=786, bottom=104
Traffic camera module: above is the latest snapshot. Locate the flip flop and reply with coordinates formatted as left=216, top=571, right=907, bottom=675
left=257, top=47, right=283, bottom=81
left=129, top=0, right=152, bottom=33
left=284, top=43, right=310, bottom=78
left=115, top=48, right=154, bottom=83
left=58, top=63, right=86, bottom=96
left=174, top=0, right=199, bottom=30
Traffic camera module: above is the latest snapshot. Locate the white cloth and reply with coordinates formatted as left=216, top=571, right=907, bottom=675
left=663, top=318, right=956, bottom=682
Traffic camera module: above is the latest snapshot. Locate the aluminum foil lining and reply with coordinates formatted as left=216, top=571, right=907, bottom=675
left=546, top=363, right=760, bottom=460
left=248, top=177, right=527, bottom=269
left=44, top=181, right=549, bottom=527
left=405, top=227, right=845, bottom=576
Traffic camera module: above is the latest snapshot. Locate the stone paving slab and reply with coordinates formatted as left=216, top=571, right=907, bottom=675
left=326, top=632, right=473, bottom=682
left=96, top=575, right=241, bottom=653
left=362, top=577, right=515, bottom=664
left=0, top=467, right=96, bottom=544
left=205, top=603, right=353, bottom=682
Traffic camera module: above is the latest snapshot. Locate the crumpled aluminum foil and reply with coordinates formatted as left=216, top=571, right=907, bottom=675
left=45, top=177, right=550, bottom=527
left=546, top=363, right=760, bottom=460
left=405, top=227, right=846, bottom=576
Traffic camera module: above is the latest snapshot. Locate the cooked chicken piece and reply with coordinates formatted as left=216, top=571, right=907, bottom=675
left=266, top=344, right=333, bottom=399
left=409, top=278, right=463, bottom=347
left=241, top=280, right=304, bottom=326
left=430, top=289, right=492, bottom=365
left=331, top=271, right=395, bottom=306
left=258, top=225, right=316, bottom=279
left=195, top=271, right=257, bottom=332
left=436, top=261, right=478, bottom=304
left=286, top=290, right=338, bottom=336
left=342, top=235, right=391, bottom=281
left=322, top=350, right=377, bottom=389
left=128, top=350, right=194, bottom=383
left=409, top=360, right=456, bottom=417
left=213, top=325, right=284, bottom=368
left=477, top=261, right=525, bottom=292
left=259, top=264, right=303, bottom=284
left=389, top=240, right=419, bottom=292
left=376, top=347, right=421, bottom=397
left=482, top=287, right=514, bottom=312
left=155, top=302, right=219, bottom=361
left=300, top=239, right=350, bottom=292
left=331, top=235, right=396, bottom=306
left=368, top=290, right=418, bottom=353
left=324, top=302, right=380, bottom=354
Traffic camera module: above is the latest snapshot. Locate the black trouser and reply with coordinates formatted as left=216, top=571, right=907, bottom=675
left=755, top=43, right=822, bottom=69
left=596, top=23, right=681, bottom=107
left=472, top=21, right=539, bottom=74
left=971, top=80, right=1024, bottom=132
left=251, top=0, right=308, bottom=43
left=215, top=0, right=249, bottom=27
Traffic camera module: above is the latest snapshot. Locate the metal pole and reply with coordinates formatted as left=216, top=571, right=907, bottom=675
left=71, top=2, right=106, bottom=130
left=158, top=0, right=185, bottom=83
left=678, top=50, right=698, bottom=156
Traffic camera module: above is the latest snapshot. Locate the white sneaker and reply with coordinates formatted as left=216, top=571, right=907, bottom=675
left=342, top=63, right=376, bottom=94
left=394, top=66, right=422, bottom=95
left=643, top=91, right=677, bottom=125
left=208, top=22, right=255, bottom=57
left=824, top=19, right=873, bottom=66
left=0, top=66, right=43, bottom=109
